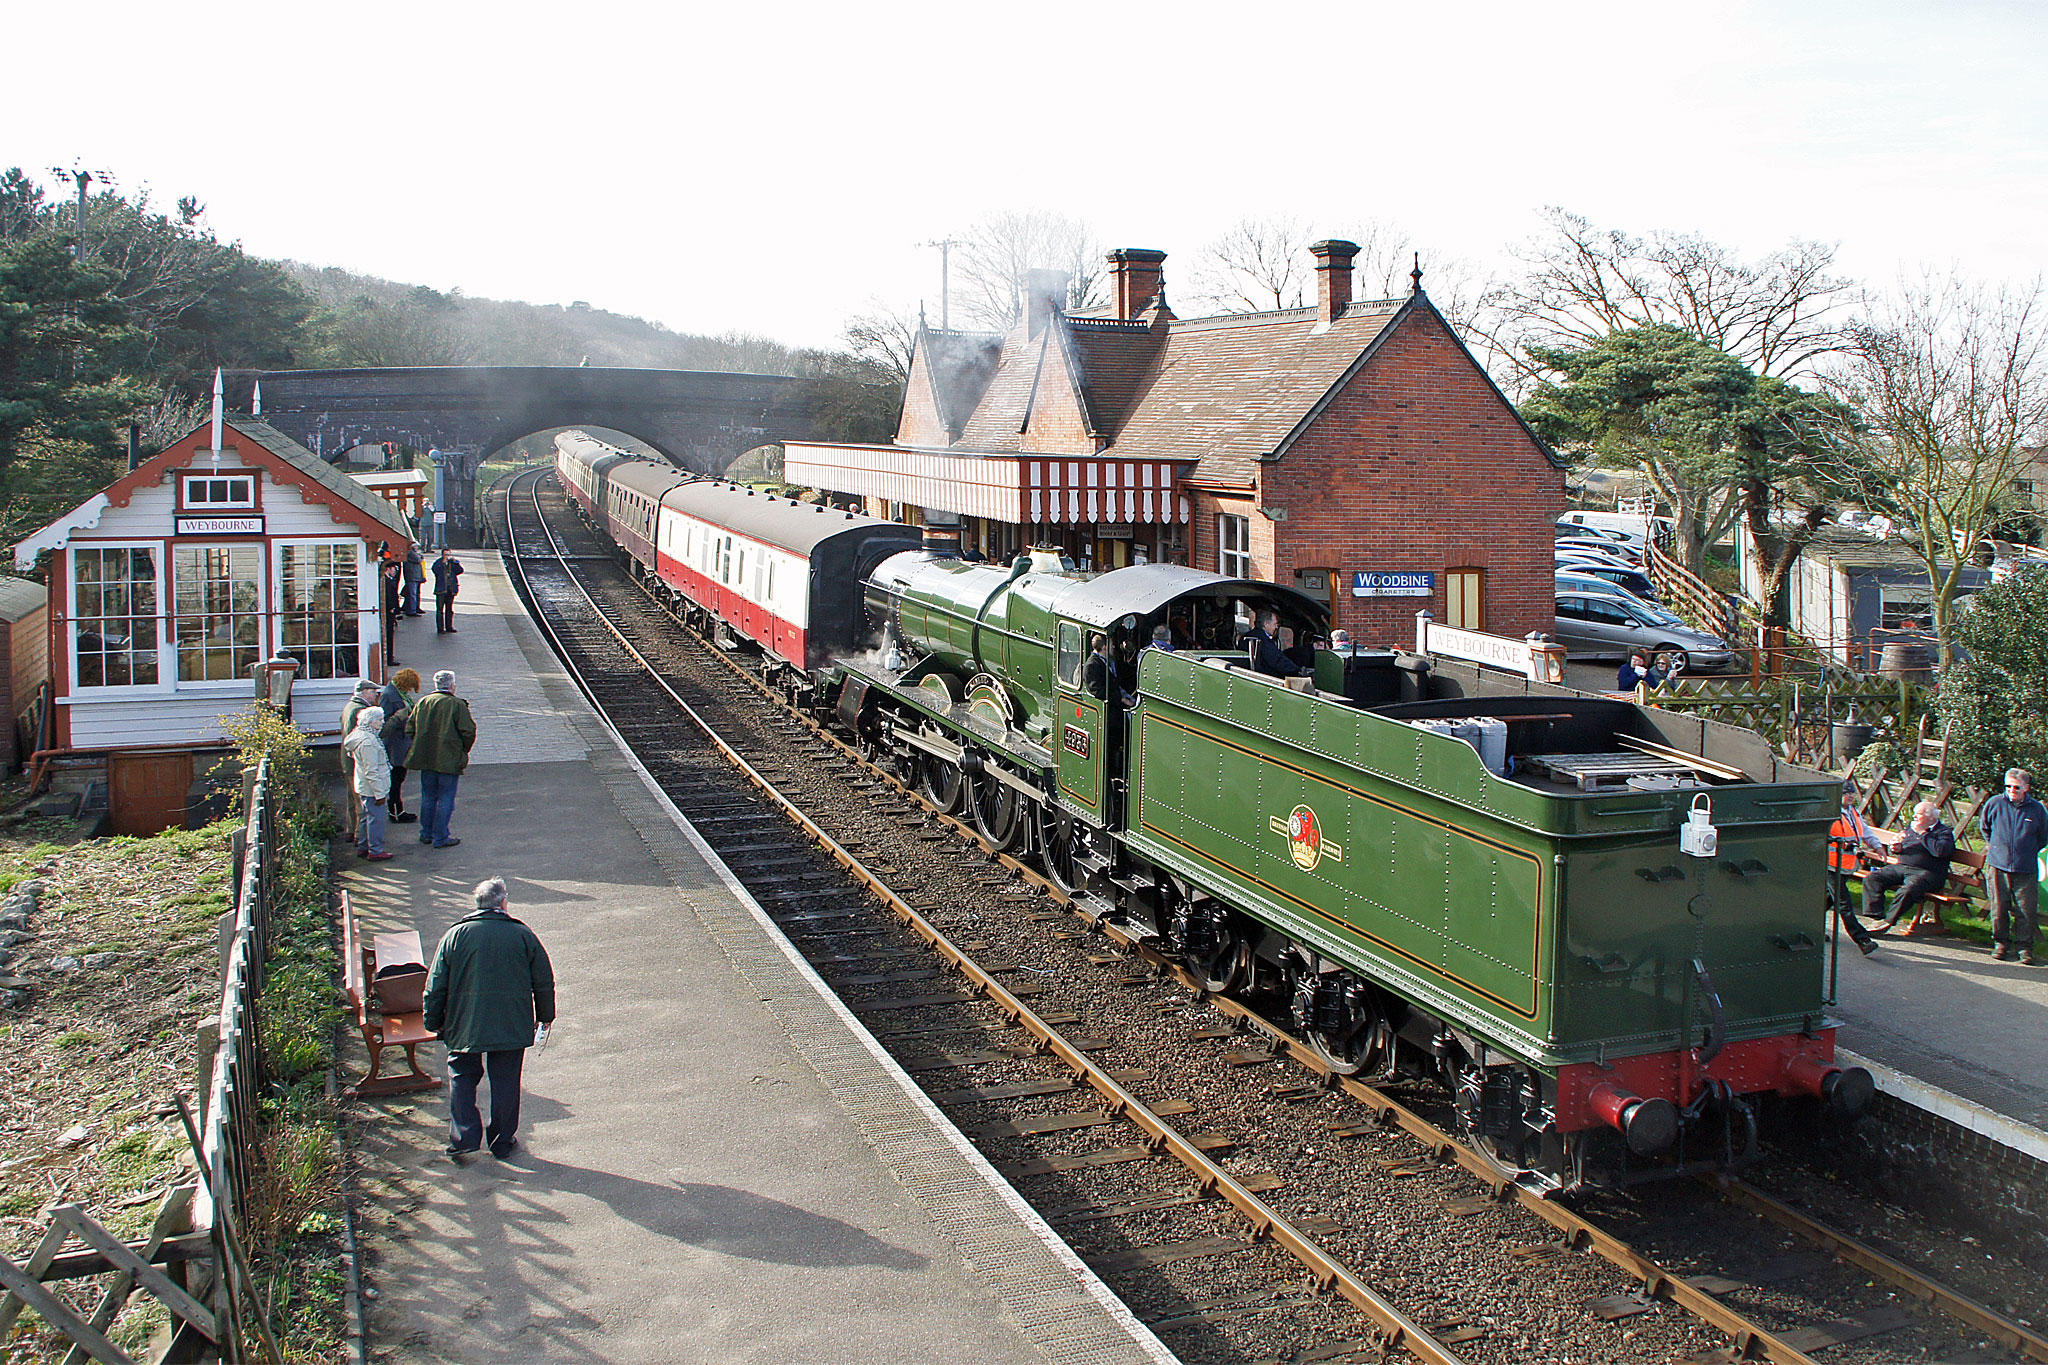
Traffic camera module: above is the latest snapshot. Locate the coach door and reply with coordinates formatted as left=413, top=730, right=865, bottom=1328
left=1053, top=620, right=1106, bottom=824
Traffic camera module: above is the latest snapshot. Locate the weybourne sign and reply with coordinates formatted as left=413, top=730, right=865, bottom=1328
left=1352, top=571, right=1434, bottom=597
left=175, top=516, right=263, bottom=535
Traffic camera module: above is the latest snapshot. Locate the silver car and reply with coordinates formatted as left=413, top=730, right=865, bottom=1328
left=1553, top=591, right=1736, bottom=675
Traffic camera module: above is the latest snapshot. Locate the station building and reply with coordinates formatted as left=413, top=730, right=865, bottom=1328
left=11, top=417, right=413, bottom=830
left=785, top=243, right=1565, bottom=643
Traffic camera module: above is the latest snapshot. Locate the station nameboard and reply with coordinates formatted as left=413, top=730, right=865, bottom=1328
left=176, top=516, right=264, bottom=536
left=1351, top=571, right=1434, bottom=597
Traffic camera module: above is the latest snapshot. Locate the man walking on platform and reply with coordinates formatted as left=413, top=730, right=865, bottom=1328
left=432, top=549, right=464, bottom=633
left=406, top=670, right=476, bottom=849
left=1981, top=768, right=2048, bottom=964
left=424, top=877, right=555, bottom=1162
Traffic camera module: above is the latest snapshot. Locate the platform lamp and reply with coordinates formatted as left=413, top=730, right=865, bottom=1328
left=251, top=651, right=300, bottom=720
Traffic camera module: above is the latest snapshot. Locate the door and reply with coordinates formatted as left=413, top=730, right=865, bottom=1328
left=1444, top=568, right=1483, bottom=630
left=109, top=752, right=193, bottom=836
left=1053, top=621, right=1106, bottom=823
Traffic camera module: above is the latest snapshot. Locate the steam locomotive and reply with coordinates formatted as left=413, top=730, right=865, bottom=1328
left=554, top=431, right=1871, bottom=1193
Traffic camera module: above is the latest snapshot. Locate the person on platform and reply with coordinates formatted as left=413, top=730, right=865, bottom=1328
left=1329, top=628, right=1354, bottom=655
left=339, top=679, right=380, bottom=844
left=1863, top=799, right=1956, bottom=934
left=1980, top=768, right=2048, bottom=964
left=424, top=876, right=556, bottom=1163
left=431, top=549, right=465, bottom=634
left=379, top=668, right=422, bottom=824
left=1829, top=785, right=1887, bottom=954
left=406, top=670, right=477, bottom=849
left=1617, top=651, right=1665, bottom=691
left=1082, top=635, right=1132, bottom=707
left=1246, top=609, right=1310, bottom=678
left=382, top=556, right=405, bottom=665
left=343, top=705, right=393, bottom=861
left=403, top=544, right=425, bottom=616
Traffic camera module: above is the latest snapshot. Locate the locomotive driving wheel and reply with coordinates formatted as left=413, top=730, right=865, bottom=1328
left=966, top=767, right=1029, bottom=852
left=1288, top=959, right=1393, bottom=1077
left=917, top=745, right=966, bottom=814
left=1164, top=879, right=1249, bottom=994
left=1037, top=805, right=1087, bottom=896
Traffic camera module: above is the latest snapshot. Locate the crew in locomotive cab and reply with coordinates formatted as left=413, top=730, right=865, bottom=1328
left=1083, top=634, right=1132, bottom=707
left=1246, top=608, right=1311, bottom=678
left=1144, top=623, right=1175, bottom=653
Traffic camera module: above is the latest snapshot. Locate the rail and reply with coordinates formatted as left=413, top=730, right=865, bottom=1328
left=515, top=468, right=2048, bottom=1365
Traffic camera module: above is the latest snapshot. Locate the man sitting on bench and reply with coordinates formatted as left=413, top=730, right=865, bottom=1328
left=1864, top=800, right=1956, bottom=934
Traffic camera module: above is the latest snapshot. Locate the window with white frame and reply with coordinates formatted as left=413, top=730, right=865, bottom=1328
left=1217, top=514, right=1252, bottom=579
left=277, top=543, right=363, bottom=680
left=72, top=546, right=160, bottom=687
left=173, top=546, right=263, bottom=682
left=181, top=473, right=257, bottom=509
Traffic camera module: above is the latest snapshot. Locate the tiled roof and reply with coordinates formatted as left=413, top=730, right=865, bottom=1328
left=1066, top=317, right=1166, bottom=440
left=228, top=418, right=415, bottom=541
left=1112, top=300, right=1407, bottom=487
left=956, top=323, right=1079, bottom=450
left=919, top=329, right=1003, bottom=439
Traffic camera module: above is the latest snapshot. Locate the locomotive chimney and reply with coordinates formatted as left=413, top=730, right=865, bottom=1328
left=1108, top=248, right=1167, bottom=320
left=1311, top=238, right=1358, bottom=325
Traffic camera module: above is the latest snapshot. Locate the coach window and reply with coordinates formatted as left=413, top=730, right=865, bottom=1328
left=277, top=542, right=363, bottom=680
left=173, top=544, right=263, bottom=683
left=1218, top=514, right=1251, bottom=579
left=1056, top=622, right=1082, bottom=689
left=72, top=545, right=162, bottom=688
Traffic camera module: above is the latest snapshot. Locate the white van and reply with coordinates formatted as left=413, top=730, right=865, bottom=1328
left=1557, top=509, right=1671, bottom=544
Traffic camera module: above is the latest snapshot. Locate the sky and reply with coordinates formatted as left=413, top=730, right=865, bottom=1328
left=13, top=0, right=2047, bottom=350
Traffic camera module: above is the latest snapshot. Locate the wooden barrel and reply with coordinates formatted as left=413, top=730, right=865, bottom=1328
left=1875, top=641, right=1935, bottom=680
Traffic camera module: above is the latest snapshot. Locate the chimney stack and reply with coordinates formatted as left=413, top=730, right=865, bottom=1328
left=1108, top=248, right=1168, bottom=320
left=1024, top=269, right=1068, bottom=336
left=1310, top=239, right=1358, bottom=325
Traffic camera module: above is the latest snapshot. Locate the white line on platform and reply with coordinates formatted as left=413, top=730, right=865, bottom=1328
left=1838, top=1046, right=2048, bottom=1166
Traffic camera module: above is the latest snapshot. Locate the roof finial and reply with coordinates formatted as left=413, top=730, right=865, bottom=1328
left=919, top=301, right=928, bottom=332
left=1410, top=253, right=1424, bottom=295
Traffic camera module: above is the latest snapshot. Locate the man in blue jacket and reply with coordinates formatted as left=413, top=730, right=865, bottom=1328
left=1979, top=768, right=2048, bottom=964
left=424, top=877, right=557, bottom=1161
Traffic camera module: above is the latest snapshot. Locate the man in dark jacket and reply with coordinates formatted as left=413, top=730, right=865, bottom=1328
left=424, top=877, right=555, bottom=1161
left=1081, top=635, right=1130, bottom=706
left=1980, top=768, right=2048, bottom=963
left=402, top=544, right=425, bottom=616
left=1246, top=609, right=1310, bottom=679
left=1863, top=800, right=1956, bottom=932
left=431, top=549, right=464, bottom=634
left=406, top=669, right=477, bottom=849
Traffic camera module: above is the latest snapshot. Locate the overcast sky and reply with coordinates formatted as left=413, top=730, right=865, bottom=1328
left=14, top=0, right=2045, bottom=350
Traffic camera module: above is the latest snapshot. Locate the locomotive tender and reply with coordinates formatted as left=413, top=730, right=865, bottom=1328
left=554, top=431, right=1872, bottom=1192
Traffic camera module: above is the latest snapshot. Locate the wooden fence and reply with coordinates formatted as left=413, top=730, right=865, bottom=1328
left=0, top=760, right=284, bottom=1364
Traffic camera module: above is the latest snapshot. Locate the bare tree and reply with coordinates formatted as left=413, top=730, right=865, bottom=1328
left=1824, top=273, right=2048, bottom=665
left=1185, top=217, right=1427, bottom=315
left=954, top=211, right=1103, bottom=329
left=843, top=300, right=919, bottom=381
left=1477, top=208, right=1855, bottom=394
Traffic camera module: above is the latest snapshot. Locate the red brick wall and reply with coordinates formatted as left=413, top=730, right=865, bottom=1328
left=1252, top=305, right=1562, bottom=646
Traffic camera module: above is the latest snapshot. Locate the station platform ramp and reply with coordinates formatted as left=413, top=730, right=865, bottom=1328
left=335, top=552, right=1172, bottom=1365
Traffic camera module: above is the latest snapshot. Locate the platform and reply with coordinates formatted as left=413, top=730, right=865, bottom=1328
left=1831, top=927, right=2048, bottom=1157
left=337, top=553, right=1171, bottom=1365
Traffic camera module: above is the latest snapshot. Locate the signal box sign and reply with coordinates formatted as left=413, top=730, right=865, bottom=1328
left=176, top=515, right=264, bottom=536
left=1352, top=571, right=1433, bottom=598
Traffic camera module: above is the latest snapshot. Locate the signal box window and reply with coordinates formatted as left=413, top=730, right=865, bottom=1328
left=173, top=545, right=263, bottom=682
left=181, top=473, right=257, bottom=510
left=1444, top=568, right=1484, bottom=630
left=72, top=547, right=160, bottom=688
left=278, top=543, right=362, bottom=680
left=1218, top=514, right=1251, bottom=579
left=1056, top=622, right=1083, bottom=689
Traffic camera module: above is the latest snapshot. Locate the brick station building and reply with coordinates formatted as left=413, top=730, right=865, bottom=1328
left=785, top=242, right=1564, bottom=644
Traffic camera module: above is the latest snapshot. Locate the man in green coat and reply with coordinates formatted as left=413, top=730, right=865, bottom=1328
left=405, top=669, right=477, bottom=848
left=424, top=876, right=555, bottom=1162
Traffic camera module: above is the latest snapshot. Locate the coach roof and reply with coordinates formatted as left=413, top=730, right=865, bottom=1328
left=662, top=481, right=920, bottom=557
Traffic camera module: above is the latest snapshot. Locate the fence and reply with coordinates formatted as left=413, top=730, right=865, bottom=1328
left=1647, top=672, right=1934, bottom=770
left=0, top=760, right=282, bottom=1363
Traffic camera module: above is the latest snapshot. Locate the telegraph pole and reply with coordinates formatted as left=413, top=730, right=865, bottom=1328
left=923, top=238, right=964, bottom=332
left=49, top=167, right=113, bottom=258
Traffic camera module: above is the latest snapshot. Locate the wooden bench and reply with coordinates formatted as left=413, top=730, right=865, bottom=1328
left=1849, top=829, right=1987, bottom=935
left=341, top=892, right=441, bottom=1096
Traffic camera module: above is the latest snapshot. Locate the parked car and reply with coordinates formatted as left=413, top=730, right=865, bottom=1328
left=1555, top=523, right=1645, bottom=552
left=1557, top=561, right=1661, bottom=602
left=1557, top=509, right=1671, bottom=542
left=1556, top=547, right=1650, bottom=577
left=1554, top=591, right=1735, bottom=675
left=1554, top=571, right=1680, bottom=622
left=1556, top=536, right=1643, bottom=565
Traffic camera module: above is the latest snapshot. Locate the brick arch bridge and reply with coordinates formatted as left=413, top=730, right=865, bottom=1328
left=226, top=365, right=842, bottom=542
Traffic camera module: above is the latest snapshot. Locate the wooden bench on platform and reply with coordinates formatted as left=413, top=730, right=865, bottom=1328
left=341, top=892, right=441, bottom=1096
left=1851, top=829, right=1987, bottom=936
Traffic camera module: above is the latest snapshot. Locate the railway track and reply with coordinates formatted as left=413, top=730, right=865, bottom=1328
left=492, top=466, right=2046, bottom=1365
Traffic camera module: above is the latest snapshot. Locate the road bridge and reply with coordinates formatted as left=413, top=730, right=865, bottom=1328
left=227, top=366, right=845, bottom=542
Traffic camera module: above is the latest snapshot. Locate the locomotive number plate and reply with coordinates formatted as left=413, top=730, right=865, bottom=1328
left=1063, top=725, right=1091, bottom=758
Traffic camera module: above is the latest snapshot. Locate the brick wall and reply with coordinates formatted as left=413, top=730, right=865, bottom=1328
left=1260, top=306, right=1562, bottom=645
